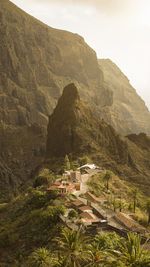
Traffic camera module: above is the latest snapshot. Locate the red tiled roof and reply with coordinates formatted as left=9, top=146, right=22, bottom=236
left=80, top=212, right=100, bottom=223
left=79, top=206, right=93, bottom=212
left=115, top=212, right=146, bottom=233
left=54, top=182, right=61, bottom=186
left=47, top=181, right=75, bottom=192
left=72, top=199, right=85, bottom=207
left=80, top=212, right=94, bottom=220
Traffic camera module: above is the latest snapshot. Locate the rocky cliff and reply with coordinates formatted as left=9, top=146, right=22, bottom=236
left=0, top=0, right=150, bottom=200
left=0, top=0, right=107, bottom=200
left=46, top=83, right=129, bottom=164
left=47, top=84, right=150, bottom=195
left=98, top=59, right=150, bottom=135
left=0, top=0, right=103, bottom=129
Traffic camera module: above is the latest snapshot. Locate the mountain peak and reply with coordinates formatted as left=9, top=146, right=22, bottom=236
left=59, top=83, right=80, bottom=105
left=46, top=84, right=130, bottom=164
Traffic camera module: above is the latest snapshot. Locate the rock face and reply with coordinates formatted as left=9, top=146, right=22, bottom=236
left=47, top=84, right=150, bottom=195
left=0, top=0, right=106, bottom=200
left=46, top=83, right=129, bottom=164
left=127, top=133, right=150, bottom=151
left=0, top=0, right=150, bottom=199
left=98, top=59, right=150, bottom=135
left=46, top=83, right=130, bottom=163
left=0, top=0, right=106, bottom=131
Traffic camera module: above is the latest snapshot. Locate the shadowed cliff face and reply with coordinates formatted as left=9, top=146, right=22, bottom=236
left=98, top=59, right=150, bottom=135
left=46, top=83, right=130, bottom=164
left=47, top=84, right=150, bottom=195
left=127, top=133, right=150, bottom=151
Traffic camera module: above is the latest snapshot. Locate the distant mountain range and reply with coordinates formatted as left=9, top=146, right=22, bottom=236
left=0, top=0, right=150, bottom=200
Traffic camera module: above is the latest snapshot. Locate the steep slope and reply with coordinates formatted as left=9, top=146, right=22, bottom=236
left=0, top=0, right=107, bottom=131
left=46, top=83, right=129, bottom=163
left=46, top=84, right=150, bottom=195
left=0, top=0, right=109, bottom=200
left=98, top=59, right=150, bottom=135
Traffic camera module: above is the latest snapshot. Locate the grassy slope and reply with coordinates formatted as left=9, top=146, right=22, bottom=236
left=0, top=188, right=66, bottom=266
left=87, top=171, right=150, bottom=227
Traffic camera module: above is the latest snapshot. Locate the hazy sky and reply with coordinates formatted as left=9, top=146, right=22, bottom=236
left=11, top=0, right=150, bottom=110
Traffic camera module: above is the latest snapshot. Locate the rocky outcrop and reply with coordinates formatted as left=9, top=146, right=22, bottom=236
left=98, top=59, right=150, bottom=135
left=46, top=83, right=130, bottom=164
left=47, top=84, right=150, bottom=195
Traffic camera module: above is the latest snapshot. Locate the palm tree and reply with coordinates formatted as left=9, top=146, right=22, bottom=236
left=85, top=240, right=119, bottom=267
left=93, top=232, right=122, bottom=251
left=85, top=232, right=124, bottom=267
left=103, top=171, right=113, bottom=191
left=64, top=155, right=71, bottom=171
left=55, top=227, right=90, bottom=267
left=146, top=199, right=150, bottom=225
left=131, top=189, right=138, bottom=213
left=84, top=246, right=109, bottom=267
left=28, top=247, right=54, bottom=267
left=112, top=197, right=118, bottom=212
left=119, top=232, right=150, bottom=267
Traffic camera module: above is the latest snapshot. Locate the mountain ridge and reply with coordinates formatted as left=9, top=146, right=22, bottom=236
left=98, top=59, right=150, bottom=135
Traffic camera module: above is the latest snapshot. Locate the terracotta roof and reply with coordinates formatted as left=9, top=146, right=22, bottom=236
left=115, top=213, right=146, bottom=233
left=47, top=181, right=75, bottom=192
left=80, top=212, right=94, bottom=220
left=80, top=212, right=100, bottom=223
left=47, top=185, right=58, bottom=191
left=72, top=199, right=84, bottom=207
left=79, top=206, right=93, bottom=212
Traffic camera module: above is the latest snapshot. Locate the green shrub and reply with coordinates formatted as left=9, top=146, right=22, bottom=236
left=26, top=190, right=48, bottom=209
left=79, top=155, right=91, bottom=165
left=94, top=232, right=123, bottom=251
left=27, top=247, right=54, bottom=267
left=68, top=209, right=78, bottom=219
left=33, top=169, right=55, bottom=188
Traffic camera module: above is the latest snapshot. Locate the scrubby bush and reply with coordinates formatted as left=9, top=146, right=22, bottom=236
left=79, top=155, right=91, bottom=165
left=68, top=209, right=78, bottom=219
left=33, top=169, right=55, bottom=188
left=26, top=189, right=48, bottom=209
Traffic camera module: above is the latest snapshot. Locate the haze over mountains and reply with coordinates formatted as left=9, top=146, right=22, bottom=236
left=0, top=0, right=150, bottom=200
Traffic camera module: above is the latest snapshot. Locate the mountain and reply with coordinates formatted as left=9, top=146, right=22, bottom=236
left=0, top=0, right=150, bottom=200
left=98, top=59, right=150, bottom=135
left=46, top=84, right=150, bottom=195
left=46, top=83, right=128, bottom=162
left=0, top=0, right=106, bottom=200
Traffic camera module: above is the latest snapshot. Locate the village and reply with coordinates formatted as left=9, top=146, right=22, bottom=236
left=46, top=162, right=149, bottom=240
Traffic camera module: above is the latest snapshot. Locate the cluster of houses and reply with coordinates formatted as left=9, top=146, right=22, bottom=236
left=46, top=163, right=148, bottom=238
left=47, top=163, right=101, bottom=195
left=47, top=170, right=82, bottom=195
left=68, top=193, right=148, bottom=236
left=71, top=198, right=107, bottom=226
